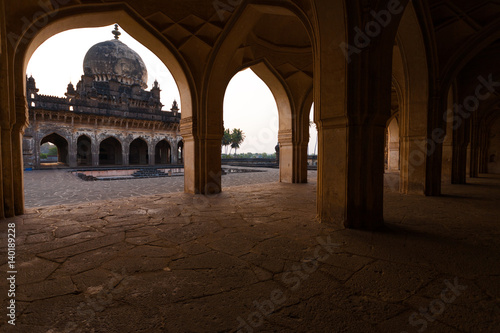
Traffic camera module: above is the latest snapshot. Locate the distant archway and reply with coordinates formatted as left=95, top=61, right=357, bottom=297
left=155, top=140, right=171, bottom=165
left=177, top=141, right=184, bottom=165
left=77, top=135, right=92, bottom=166
left=386, top=116, right=400, bottom=172
left=40, top=133, right=69, bottom=166
left=129, top=138, right=148, bottom=165
left=99, top=137, right=122, bottom=165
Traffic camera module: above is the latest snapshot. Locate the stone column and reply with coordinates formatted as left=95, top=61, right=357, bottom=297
left=451, top=111, right=470, bottom=184
left=313, top=0, right=404, bottom=229
left=180, top=117, right=221, bottom=194
left=13, top=95, right=28, bottom=216
left=278, top=138, right=309, bottom=184
left=452, top=144, right=468, bottom=185
left=171, top=140, right=178, bottom=165
left=68, top=136, right=77, bottom=168
left=400, top=134, right=428, bottom=194
left=92, top=138, right=99, bottom=167
left=479, top=125, right=489, bottom=174
left=148, top=142, right=155, bottom=166
left=278, top=130, right=294, bottom=183
left=469, top=116, right=480, bottom=178
left=441, top=107, right=454, bottom=183
left=122, top=142, right=129, bottom=166
left=1, top=127, right=15, bottom=217
left=466, top=143, right=471, bottom=176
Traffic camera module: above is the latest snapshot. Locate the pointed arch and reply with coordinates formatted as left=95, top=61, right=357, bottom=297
left=155, top=139, right=172, bottom=165
left=76, top=135, right=92, bottom=166
left=395, top=1, right=430, bottom=194
left=15, top=4, right=194, bottom=122
left=39, top=132, right=69, bottom=166
left=99, top=137, right=123, bottom=166
left=129, top=138, right=149, bottom=165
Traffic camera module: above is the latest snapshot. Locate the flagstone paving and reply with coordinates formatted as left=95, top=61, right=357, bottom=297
left=23, top=167, right=281, bottom=208
left=1, top=174, right=499, bottom=332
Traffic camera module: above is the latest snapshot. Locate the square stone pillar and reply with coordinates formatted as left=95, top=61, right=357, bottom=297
left=452, top=144, right=468, bottom=184
left=400, top=136, right=427, bottom=194
left=180, top=117, right=221, bottom=194
left=92, top=141, right=99, bottom=167
left=68, top=140, right=77, bottom=168
left=122, top=144, right=129, bottom=166
left=317, top=120, right=385, bottom=230
left=12, top=124, right=25, bottom=215
left=1, top=128, right=15, bottom=217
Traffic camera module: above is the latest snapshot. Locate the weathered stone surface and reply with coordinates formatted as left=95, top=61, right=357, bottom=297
left=17, top=277, right=77, bottom=301
left=2, top=175, right=500, bottom=332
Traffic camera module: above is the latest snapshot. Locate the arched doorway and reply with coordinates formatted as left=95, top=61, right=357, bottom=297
left=8, top=7, right=195, bottom=218
left=155, top=140, right=171, bottom=165
left=386, top=116, right=400, bottom=172
left=223, top=67, right=279, bottom=161
left=177, top=141, right=184, bottom=165
left=129, top=138, right=149, bottom=165
left=77, top=135, right=92, bottom=166
left=40, top=133, right=69, bottom=166
left=99, top=137, right=122, bottom=166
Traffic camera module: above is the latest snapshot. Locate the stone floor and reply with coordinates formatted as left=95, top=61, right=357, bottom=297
left=1, top=173, right=500, bottom=332
left=23, top=167, right=281, bottom=207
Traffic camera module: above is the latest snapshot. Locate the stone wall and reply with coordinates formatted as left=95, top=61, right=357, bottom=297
left=23, top=109, right=183, bottom=169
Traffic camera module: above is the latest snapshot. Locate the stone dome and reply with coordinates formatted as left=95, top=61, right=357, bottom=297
left=83, top=25, right=148, bottom=88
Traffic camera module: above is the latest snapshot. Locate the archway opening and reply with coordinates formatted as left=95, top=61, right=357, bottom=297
left=77, top=135, right=92, bottom=166
left=17, top=13, right=190, bottom=210
left=155, top=140, right=172, bottom=165
left=391, top=2, right=430, bottom=195
left=177, top=141, right=184, bottom=165
left=308, top=103, right=318, bottom=167
left=223, top=68, right=279, bottom=158
left=99, top=137, right=122, bottom=166
left=40, top=133, right=69, bottom=167
left=129, top=138, right=149, bottom=165
left=385, top=116, right=400, bottom=173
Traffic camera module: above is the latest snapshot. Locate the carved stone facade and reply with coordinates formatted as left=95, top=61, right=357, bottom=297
left=22, top=26, right=182, bottom=169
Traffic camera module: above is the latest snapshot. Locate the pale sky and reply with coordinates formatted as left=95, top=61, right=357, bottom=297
left=27, top=24, right=317, bottom=154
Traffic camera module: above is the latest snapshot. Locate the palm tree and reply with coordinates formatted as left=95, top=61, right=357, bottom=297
left=221, top=128, right=232, bottom=155
left=230, top=128, right=245, bottom=156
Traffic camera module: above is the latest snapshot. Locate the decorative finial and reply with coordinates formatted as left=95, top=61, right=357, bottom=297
left=171, top=100, right=179, bottom=112
left=112, top=24, right=121, bottom=39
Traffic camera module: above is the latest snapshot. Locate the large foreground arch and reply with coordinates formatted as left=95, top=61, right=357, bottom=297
left=198, top=2, right=315, bottom=194
left=3, top=4, right=196, bottom=216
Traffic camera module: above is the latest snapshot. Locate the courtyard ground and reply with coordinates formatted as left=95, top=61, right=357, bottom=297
left=0, top=171, right=498, bottom=332
left=23, top=167, right=281, bottom=208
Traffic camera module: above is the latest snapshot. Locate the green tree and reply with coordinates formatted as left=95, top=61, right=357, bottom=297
left=230, top=128, right=245, bottom=156
left=221, top=128, right=232, bottom=155
left=48, top=146, right=58, bottom=156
